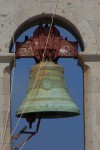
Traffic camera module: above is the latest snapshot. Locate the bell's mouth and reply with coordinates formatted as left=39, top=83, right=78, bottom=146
left=16, top=111, right=80, bottom=119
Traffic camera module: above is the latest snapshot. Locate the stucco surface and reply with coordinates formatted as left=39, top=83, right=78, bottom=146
left=0, top=0, right=100, bottom=52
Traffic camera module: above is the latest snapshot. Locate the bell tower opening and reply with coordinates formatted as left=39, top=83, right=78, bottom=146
left=11, top=14, right=84, bottom=150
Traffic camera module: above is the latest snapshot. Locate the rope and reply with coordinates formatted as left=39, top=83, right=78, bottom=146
left=2, top=0, right=58, bottom=149
left=26, top=0, right=59, bottom=112
left=1, top=0, right=16, bottom=150
left=18, top=0, right=59, bottom=148
left=19, top=139, right=27, bottom=150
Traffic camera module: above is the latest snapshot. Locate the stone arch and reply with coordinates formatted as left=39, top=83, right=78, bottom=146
left=9, top=14, right=84, bottom=51
left=10, top=13, right=85, bottom=150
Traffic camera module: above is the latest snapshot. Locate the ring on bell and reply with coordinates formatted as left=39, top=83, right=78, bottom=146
left=42, top=78, right=53, bottom=90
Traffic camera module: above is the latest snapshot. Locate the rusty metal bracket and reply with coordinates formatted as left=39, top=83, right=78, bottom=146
left=15, top=24, right=79, bottom=63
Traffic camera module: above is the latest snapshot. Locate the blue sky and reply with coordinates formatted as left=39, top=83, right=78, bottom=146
left=11, top=26, right=84, bottom=150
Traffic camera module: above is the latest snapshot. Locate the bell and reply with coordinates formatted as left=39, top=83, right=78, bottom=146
left=16, top=62, right=80, bottom=126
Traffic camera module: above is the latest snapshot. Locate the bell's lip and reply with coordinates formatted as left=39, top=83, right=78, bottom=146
left=16, top=111, right=80, bottom=119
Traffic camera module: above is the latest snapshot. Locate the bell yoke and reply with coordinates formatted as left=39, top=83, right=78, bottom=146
left=15, top=24, right=80, bottom=128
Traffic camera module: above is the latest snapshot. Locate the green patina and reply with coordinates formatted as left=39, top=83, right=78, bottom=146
left=16, top=62, right=80, bottom=118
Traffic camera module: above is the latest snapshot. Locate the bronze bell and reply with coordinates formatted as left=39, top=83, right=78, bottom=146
left=16, top=61, right=80, bottom=127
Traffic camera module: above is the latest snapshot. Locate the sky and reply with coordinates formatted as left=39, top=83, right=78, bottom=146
left=11, top=26, right=84, bottom=150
